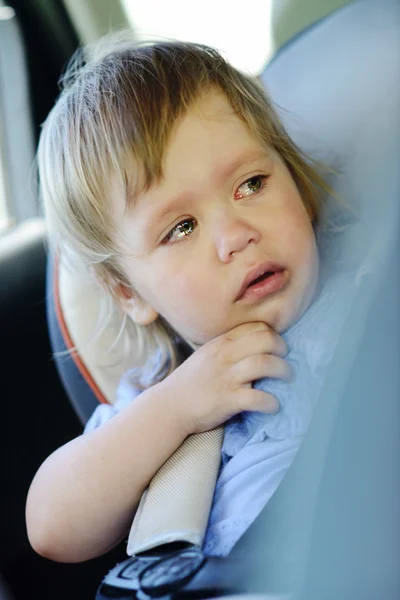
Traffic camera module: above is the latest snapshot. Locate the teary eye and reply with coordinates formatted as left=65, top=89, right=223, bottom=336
left=161, top=218, right=198, bottom=244
left=235, top=175, right=269, bottom=199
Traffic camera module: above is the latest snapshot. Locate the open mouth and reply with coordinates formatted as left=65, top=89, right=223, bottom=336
left=236, top=264, right=287, bottom=302
left=247, top=271, right=275, bottom=288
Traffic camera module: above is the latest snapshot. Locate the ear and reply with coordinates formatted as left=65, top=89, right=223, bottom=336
left=89, top=266, right=159, bottom=326
left=115, top=283, right=159, bottom=326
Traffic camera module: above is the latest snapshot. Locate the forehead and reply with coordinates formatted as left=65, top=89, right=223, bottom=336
left=160, top=91, right=267, bottom=181
left=169, top=91, right=257, bottom=150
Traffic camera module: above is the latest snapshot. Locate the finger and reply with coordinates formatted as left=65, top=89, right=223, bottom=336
left=239, top=388, right=280, bottom=414
left=230, top=329, right=288, bottom=361
left=235, top=354, right=294, bottom=384
left=224, top=321, right=271, bottom=341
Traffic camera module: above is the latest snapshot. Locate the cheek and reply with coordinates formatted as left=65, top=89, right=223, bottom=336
left=275, top=209, right=315, bottom=254
left=171, top=268, right=215, bottom=307
left=272, top=206, right=318, bottom=281
left=146, top=261, right=208, bottom=313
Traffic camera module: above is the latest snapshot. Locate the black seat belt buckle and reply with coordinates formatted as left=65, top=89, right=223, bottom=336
left=96, top=546, right=240, bottom=599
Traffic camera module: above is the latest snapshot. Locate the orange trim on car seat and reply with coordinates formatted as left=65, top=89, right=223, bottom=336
left=53, top=255, right=109, bottom=405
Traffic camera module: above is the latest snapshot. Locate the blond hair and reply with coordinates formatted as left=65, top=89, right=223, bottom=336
left=38, top=32, right=332, bottom=389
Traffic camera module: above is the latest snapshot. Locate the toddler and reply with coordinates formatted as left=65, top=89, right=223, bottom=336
left=26, top=35, right=352, bottom=562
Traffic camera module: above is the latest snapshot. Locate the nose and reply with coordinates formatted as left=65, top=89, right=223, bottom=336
left=213, top=211, right=261, bottom=263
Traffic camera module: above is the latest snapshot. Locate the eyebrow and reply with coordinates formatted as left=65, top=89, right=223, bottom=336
left=214, top=149, right=271, bottom=186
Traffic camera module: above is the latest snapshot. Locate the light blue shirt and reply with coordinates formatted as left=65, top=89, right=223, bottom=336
left=85, top=265, right=355, bottom=557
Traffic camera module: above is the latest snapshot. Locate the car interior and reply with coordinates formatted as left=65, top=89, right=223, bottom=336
left=1, top=1, right=399, bottom=599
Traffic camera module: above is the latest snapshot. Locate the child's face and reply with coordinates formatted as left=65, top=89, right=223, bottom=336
left=114, top=91, right=319, bottom=346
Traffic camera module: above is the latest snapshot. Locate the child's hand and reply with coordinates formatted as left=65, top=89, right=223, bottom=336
left=160, top=322, right=292, bottom=435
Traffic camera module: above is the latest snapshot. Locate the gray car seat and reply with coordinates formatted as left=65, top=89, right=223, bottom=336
left=232, top=0, right=400, bottom=596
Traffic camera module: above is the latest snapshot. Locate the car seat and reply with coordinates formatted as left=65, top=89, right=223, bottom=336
left=46, top=0, right=400, bottom=596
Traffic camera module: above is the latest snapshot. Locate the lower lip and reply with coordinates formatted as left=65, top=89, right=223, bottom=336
left=238, top=270, right=288, bottom=303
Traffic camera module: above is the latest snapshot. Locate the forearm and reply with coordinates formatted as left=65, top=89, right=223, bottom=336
left=26, top=382, right=187, bottom=563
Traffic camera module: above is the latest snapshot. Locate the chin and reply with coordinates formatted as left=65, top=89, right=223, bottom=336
left=268, top=298, right=308, bottom=334
left=269, top=315, right=289, bottom=335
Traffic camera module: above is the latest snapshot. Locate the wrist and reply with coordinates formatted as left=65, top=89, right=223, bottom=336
left=154, top=373, right=194, bottom=438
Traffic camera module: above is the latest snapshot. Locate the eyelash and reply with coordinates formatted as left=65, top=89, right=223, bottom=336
left=161, top=218, right=198, bottom=245
left=234, top=174, right=269, bottom=199
left=161, top=174, right=269, bottom=245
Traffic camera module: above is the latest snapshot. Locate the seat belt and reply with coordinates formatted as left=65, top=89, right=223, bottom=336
left=127, top=427, right=224, bottom=555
